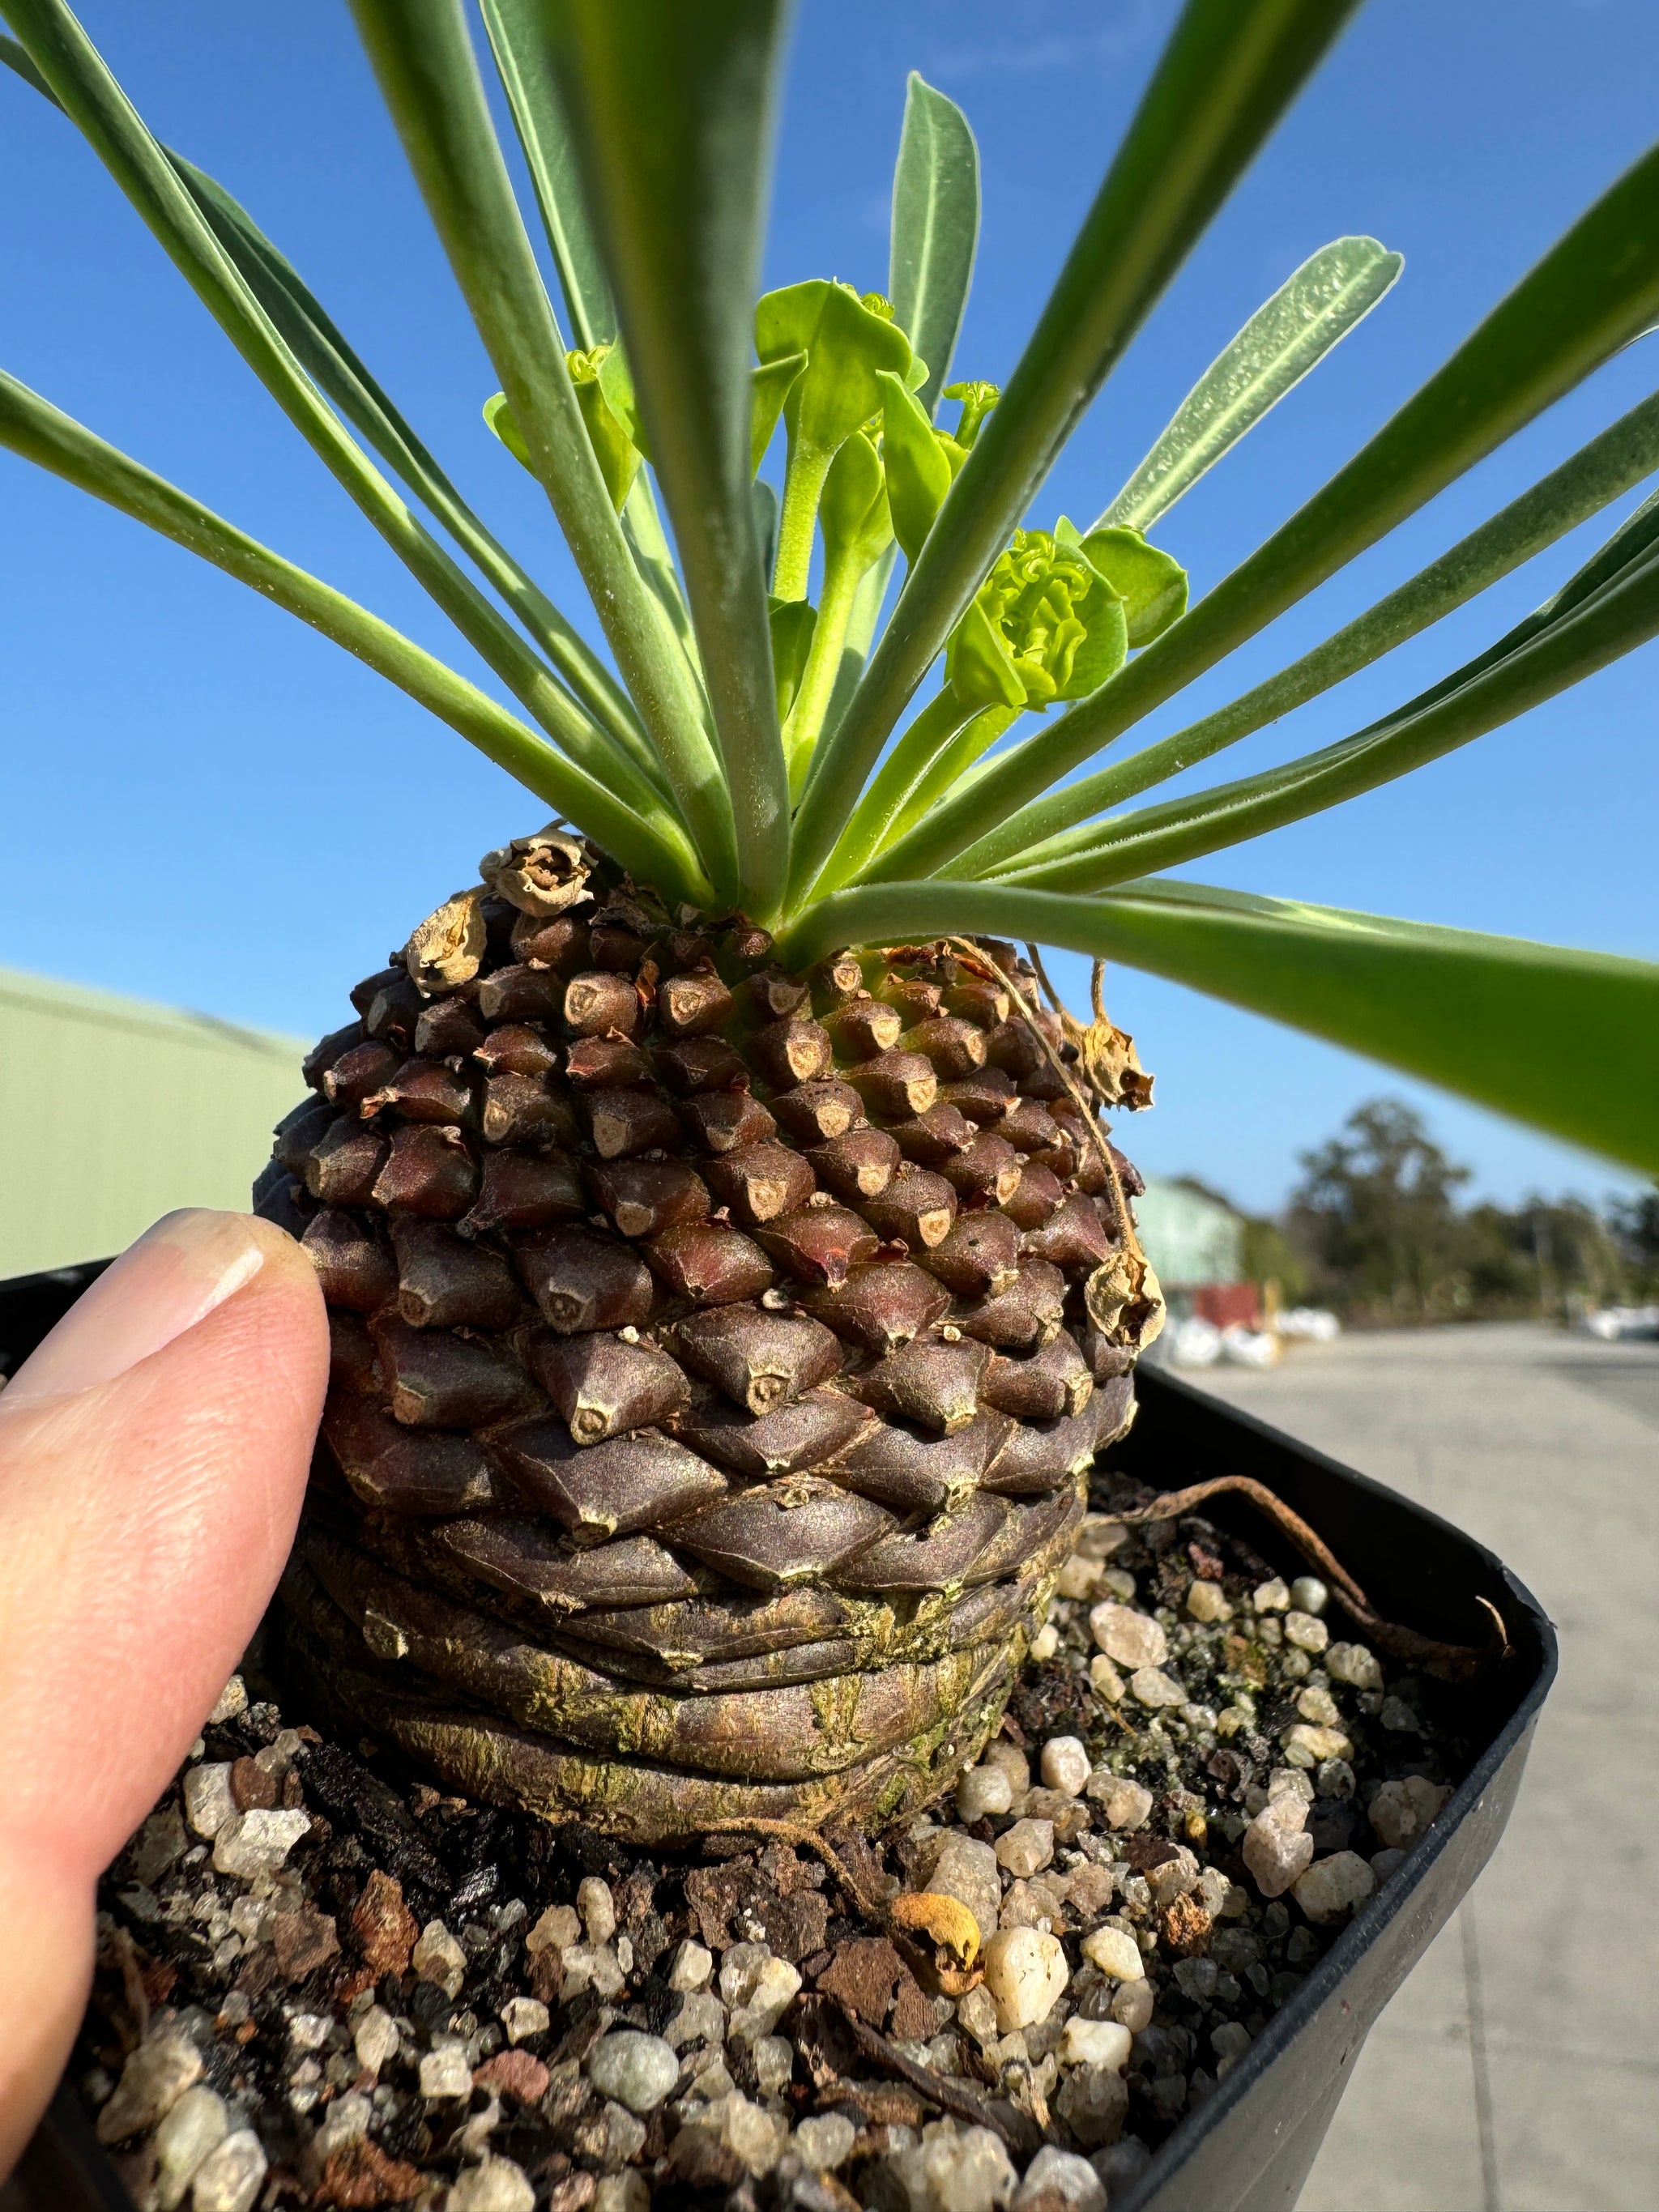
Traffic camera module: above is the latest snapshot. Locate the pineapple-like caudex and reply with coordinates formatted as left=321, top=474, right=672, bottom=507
left=259, top=830, right=1162, bottom=1841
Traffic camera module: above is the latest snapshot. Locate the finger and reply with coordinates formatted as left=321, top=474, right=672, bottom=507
left=0, top=1209, right=328, bottom=2174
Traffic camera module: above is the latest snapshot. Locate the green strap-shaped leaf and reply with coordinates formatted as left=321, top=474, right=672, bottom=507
left=0, top=366, right=709, bottom=903
left=0, top=15, right=652, bottom=772
left=821, top=544, right=898, bottom=739
left=876, top=138, right=1659, bottom=886
left=777, top=878, right=1659, bottom=1174
left=957, top=386, right=1659, bottom=876
left=166, top=154, right=654, bottom=777
left=0, top=0, right=656, bottom=799
left=817, top=687, right=981, bottom=894
left=1098, top=235, right=1402, bottom=533
left=1000, top=510, right=1659, bottom=893
left=787, top=0, right=1363, bottom=908
left=888, top=74, right=979, bottom=420
left=539, top=0, right=792, bottom=926
left=344, top=0, right=737, bottom=898
left=477, top=0, right=709, bottom=722
left=478, top=0, right=616, bottom=348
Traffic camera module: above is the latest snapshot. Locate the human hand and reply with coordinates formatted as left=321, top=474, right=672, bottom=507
left=0, top=1210, right=327, bottom=2177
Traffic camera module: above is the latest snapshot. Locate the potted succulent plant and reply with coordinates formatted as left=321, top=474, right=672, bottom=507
left=0, top=0, right=1650, bottom=2205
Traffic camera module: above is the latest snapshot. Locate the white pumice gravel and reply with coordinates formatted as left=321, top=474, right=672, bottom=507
left=1090, top=1600, right=1167, bottom=1669
left=587, top=2031, right=680, bottom=2112
left=1058, top=2018, right=1132, bottom=2071
left=182, top=1764, right=236, bottom=1841
left=1040, top=1735, right=1091, bottom=1796
left=445, top=2155, right=536, bottom=2212
left=1293, top=1851, right=1380, bottom=1924
left=795, top=2110, right=858, bottom=2168
left=1129, top=1665, right=1186, bottom=1707
left=151, top=2084, right=228, bottom=2211
left=667, top=1935, right=714, bottom=1989
left=189, top=2129, right=266, bottom=2212
left=497, top=1995, right=548, bottom=2044
left=995, top=1818, right=1055, bottom=1876
left=983, top=1926, right=1069, bottom=2031
left=419, top=2044, right=474, bottom=2101
left=1081, top=1924, right=1145, bottom=1981
left=209, top=1809, right=309, bottom=1878
left=1186, top=1579, right=1232, bottom=1622
left=577, top=1874, right=616, bottom=1945
left=956, top=1761, right=1015, bottom=1821
left=1013, top=2145, right=1108, bottom=2210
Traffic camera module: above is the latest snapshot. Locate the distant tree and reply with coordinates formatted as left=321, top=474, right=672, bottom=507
left=1609, top=1188, right=1659, bottom=1294
left=1289, top=1099, right=1472, bottom=1319
left=1465, top=1196, right=1626, bottom=1313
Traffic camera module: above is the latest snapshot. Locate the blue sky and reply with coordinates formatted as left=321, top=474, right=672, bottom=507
left=2, top=0, right=1654, bottom=1213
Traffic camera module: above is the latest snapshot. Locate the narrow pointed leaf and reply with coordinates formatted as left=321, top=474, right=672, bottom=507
left=345, top=0, right=737, bottom=896
left=173, top=157, right=654, bottom=769
left=888, top=73, right=979, bottom=418
left=0, top=366, right=708, bottom=902
left=822, top=545, right=898, bottom=737
left=0, top=0, right=661, bottom=798
left=959, top=386, right=1659, bottom=874
left=479, top=0, right=616, bottom=347
left=778, top=878, right=1659, bottom=1174
left=1098, top=235, right=1402, bottom=532
left=788, top=0, right=1363, bottom=906
left=540, top=0, right=791, bottom=925
left=881, top=139, right=1659, bottom=884
left=0, top=35, right=655, bottom=773
left=474, top=9, right=708, bottom=691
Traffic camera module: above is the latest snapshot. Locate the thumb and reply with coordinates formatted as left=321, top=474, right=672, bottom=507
left=0, top=1208, right=328, bottom=2176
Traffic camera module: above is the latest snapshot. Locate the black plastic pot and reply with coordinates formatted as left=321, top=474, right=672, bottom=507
left=0, top=1259, right=1555, bottom=2212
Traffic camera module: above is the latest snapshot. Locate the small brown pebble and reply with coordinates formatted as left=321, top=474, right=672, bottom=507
left=271, top=1906, right=339, bottom=1981
left=1160, top=1892, right=1213, bottom=1958
left=667, top=2130, right=744, bottom=2190
left=846, top=2086, right=926, bottom=2129
left=229, top=1756, right=276, bottom=1813
left=139, top=1958, right=176, bottom=2010
left=816, top=1935, right=911, bottom=2031
left=351, top=1870, right=418, bottom=1978
left=528, top=1946, right=564, bottom=2005
left=232, top=1948, right=276, bottom=2001
left=889, top=1975, right=936, bottom=2042
left=1067, top=1863, right=1116, bottom=1919
left=473, top=2048, right=551, bottom=2105
left=318, top=2137, right=424, bottom=2208
left=545, top=2177, right=599, bottom=2212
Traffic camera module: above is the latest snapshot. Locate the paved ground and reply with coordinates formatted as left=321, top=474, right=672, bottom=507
left=1183, top=1321, right=1659, bottom=2212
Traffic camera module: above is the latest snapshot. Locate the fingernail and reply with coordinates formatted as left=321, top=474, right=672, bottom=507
left=2, top=1210, right=269, bottom=1410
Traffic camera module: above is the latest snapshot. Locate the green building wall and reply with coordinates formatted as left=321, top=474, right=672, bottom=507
left=0, top=966, right=306, bottom=1279
left=1135, top=1174, right=1245, bottom=1290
